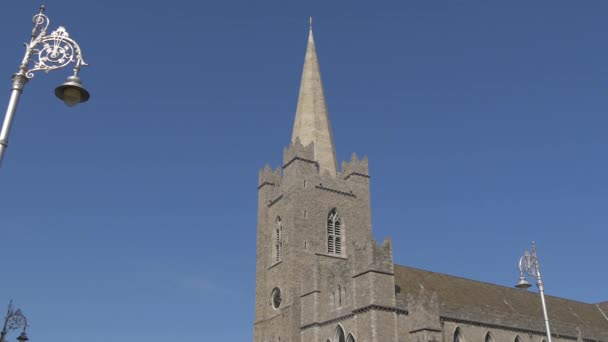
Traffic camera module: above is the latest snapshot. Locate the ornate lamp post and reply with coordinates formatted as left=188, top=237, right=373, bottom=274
left=0, top=301, right=28, bottom=342
left=515, top=242, right=553, bottom=342
left=0, top=5, right=90, bottom=166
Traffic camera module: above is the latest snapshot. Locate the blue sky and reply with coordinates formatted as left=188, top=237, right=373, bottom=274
left=1, top=1, right=607, bottom=341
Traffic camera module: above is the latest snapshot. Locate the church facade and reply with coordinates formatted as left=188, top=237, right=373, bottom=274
left=252, top=27, right=608, bottom=342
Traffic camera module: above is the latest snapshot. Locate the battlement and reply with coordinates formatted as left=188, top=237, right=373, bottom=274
left=340, top=153, right=369, bottom=180
left=258, top=164, right=282, bottom=189
left=283, top=137, right=316, bottom=168
left=374, top=237, right=394, bottom=271
left=353, top=237, right=394, bottom=275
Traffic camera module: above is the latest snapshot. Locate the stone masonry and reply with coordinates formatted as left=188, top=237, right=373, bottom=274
left=252, top=25, right=608, bottom=342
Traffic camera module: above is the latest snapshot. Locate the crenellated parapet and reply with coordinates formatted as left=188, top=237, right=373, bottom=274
left=353, top=237, right=394, bottom=276
left=351, top=237, right=396, bottom=310
left=283, top=137, right=317, bottom=169
left=372, top=237, right=394, bottom=273
left=258, top=164, right=282, bottom=190
left=340, top=153, right=370, bottom=180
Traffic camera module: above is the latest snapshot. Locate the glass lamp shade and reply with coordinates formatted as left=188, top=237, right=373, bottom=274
left=55, top=75, right=90, bottom=107
left=61, top=87, right=82, bottom=107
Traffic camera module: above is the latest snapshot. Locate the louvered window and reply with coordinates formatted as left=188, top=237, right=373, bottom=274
left=275, top=217, right=283, bottom=262
left=327, top=209, right=342, bottom=255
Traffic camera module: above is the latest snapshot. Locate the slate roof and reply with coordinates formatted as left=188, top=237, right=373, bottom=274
left=394, top=264, right=608, bottom=341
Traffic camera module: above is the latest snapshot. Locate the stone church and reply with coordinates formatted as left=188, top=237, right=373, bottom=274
left=253, top=26, right=608, bottom=342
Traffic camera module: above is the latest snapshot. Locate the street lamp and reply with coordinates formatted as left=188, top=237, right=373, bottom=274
left=0, top=5, right=90, bottom=166
left=0, top=301, right=28, bottom=342
left=515, top=242, right=553, bottom=342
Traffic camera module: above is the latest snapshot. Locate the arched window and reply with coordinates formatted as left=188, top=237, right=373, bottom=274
left=275, top=217, right=283, bottom=262
left=335, top=325, right=346, bottom=342
left=453, top=328, right=464, bottom=342
left=346, top=334, right=355, bottom=342
left=338, top=285, right=342, bottom=306
left=514, top=336, right=522, bottom=342
left=485, top=332, right=494, bottom=342
left=327, top=209, right=342, bottom=255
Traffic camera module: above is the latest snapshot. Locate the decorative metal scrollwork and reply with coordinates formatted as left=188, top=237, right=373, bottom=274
left=32, top=9, right=50, bottom=34
left=1, top=301, right=28, bottom=342
left=21, top=6, right=87, bottom=79
left=5, top=308, right=26, bottom=331
left=519, top=244, right=540, bottom=279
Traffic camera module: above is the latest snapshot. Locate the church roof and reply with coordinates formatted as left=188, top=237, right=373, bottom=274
left=394, top=264, right=608, bottom=341
left=291, top=22, right=338, bottom=177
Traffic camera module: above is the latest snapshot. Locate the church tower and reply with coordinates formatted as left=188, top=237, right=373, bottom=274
left=253, top=24, right=399, bottom=342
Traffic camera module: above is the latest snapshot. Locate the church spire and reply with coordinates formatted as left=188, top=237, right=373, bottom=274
left=291, top=20, right=338, bottom=176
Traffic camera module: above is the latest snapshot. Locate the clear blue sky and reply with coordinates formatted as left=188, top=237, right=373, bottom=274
left=1, top=1, right=606, bottom=341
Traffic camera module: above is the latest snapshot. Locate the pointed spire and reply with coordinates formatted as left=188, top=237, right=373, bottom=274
left=291, top=20, right=338, bottom=176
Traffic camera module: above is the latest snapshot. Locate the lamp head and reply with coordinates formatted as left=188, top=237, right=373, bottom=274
left=515, top=276, right=532, bottom=289
left=16, top=331, right=29, bottom=342
left=55, top=75, right=90, bottom=107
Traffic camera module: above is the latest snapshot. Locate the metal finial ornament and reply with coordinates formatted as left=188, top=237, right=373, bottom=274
left=516, top=242, right=553, bottom=342
left=0, top=301, right=28, bottom=342
left=0, top=5, right=91, bottom=166
left=309, top=16, right=313, bottom=30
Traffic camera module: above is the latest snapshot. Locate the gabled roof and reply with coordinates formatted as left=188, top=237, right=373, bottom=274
left=394, top=264, right=608, bottom=341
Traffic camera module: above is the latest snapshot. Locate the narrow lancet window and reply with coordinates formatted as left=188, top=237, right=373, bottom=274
left=327, top=209, right=342, bottom=255
left=275, top=217, right=283, bottom=262
left=335, top=326, right=346, bottom=342
left=454, top=328, right=464, bottom=342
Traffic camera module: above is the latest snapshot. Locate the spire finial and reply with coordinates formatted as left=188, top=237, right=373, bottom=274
left=309, top=16, right=313, bottom=31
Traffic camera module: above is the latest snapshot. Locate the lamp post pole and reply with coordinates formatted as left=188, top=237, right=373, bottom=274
left=0, top=301, right=28, bottom=342
left=515, top=242, right=553, bottom=342
left=0, top=5, right=90, bottom=166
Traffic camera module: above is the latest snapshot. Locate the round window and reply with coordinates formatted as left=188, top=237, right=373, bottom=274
left=271, top=287, right=282, bottom=309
